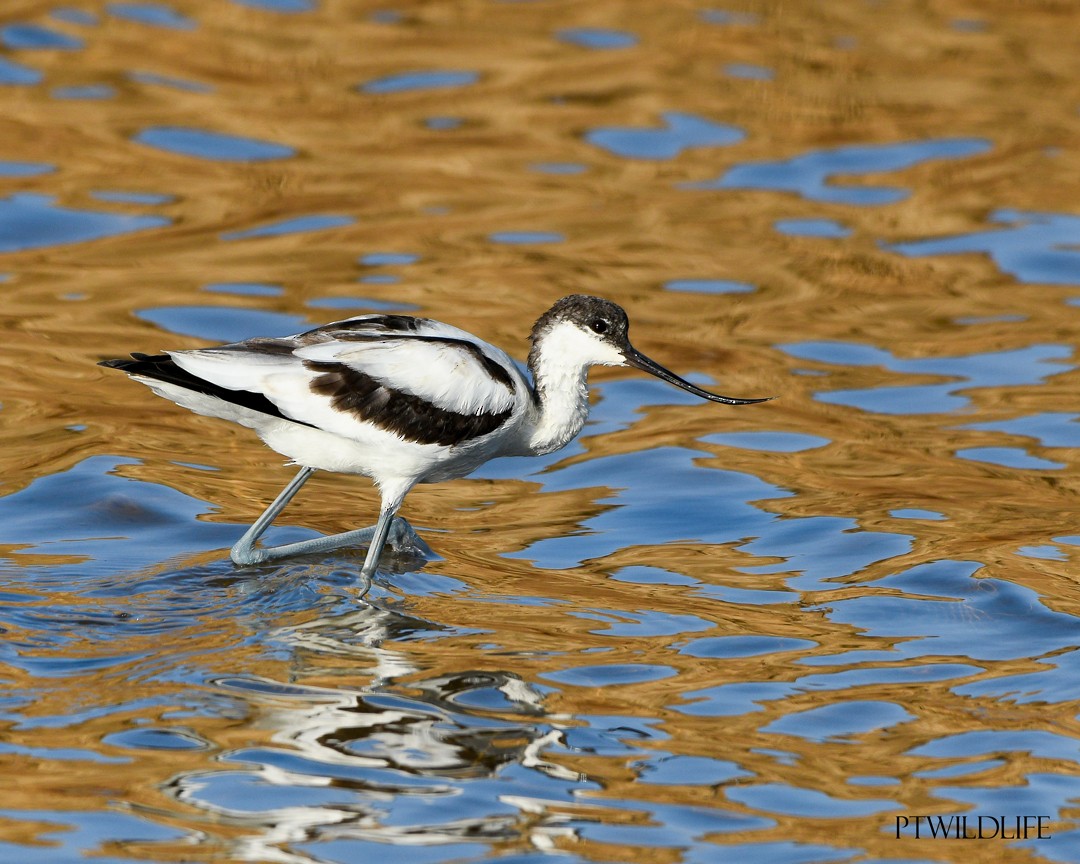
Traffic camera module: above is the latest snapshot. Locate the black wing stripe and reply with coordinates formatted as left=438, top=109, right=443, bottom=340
left=98, top=354, right=316, bottom=428
left=305, top=360, right=511, bottom=446
left=311, top=314, right=421, bottom=335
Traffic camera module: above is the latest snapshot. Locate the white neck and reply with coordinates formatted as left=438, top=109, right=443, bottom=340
left=527, top=355, right=591, bottom=455
left=521, top=320, right=625, bottom=455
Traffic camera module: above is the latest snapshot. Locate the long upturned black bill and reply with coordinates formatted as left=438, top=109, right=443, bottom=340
left=625, top=346, right=772, bottom=405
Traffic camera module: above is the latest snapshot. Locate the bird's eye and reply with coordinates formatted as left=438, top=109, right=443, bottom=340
left=589, top=319, right=609, bottom=334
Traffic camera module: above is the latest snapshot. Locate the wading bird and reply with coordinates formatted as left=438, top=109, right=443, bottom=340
left=100, top=295, right=768, bottom=584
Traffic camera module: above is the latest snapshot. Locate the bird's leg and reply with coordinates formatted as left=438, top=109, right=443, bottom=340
left=231, top=466, right=316, bottom=565
left=230, top=467, right=425, bottom=571
left=357, top=505, right=399, bottom=597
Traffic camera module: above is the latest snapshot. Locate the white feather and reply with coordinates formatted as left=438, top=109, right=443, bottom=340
left=295, top=339, right=516, bottom=415
left=167, top=317, right=521, bottom=426
left=168, top=348, right=294, bottom=392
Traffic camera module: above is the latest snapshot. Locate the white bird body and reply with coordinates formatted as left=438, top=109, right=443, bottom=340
left=101, top=295, right=767, bottom=582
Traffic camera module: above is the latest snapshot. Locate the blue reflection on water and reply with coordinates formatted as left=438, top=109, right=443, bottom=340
left=774, top=217, right=851, bottom=238
left=565, top=714, right=667, bottom=756
left=134, top=126, right=295, bottom=161
left=359, top=252, right=420, bottom=266
left=0, top=56, right=42, bottom=84
left=0, top=456, right=238, bottom=570
left=1, top=23, right=84, bottom=50
left=891, top=508, right=946, bottom=521
left=609, top=567, right=799, bottom=606
left=369, top=11, right=402, bottom=25
left=682, top=137, right=990, bottom=204
left=959, top=412, right=1080, bottom=448
left=202, top=282, right=285, bottom=297
left=51, top=84, right=116, bottom=100
left=909, top=729, right=1080, bottom=762
left=556, top=28, right=638, bottom=50
left=955, top=447, right=1063, bottom=470
left=723, top=63, right=773, bottom=80
left=677, top=635, right=816, bottom=658
left=664, top=278, right=755, bottom=294
left=540, top=664, right=676, bottom=686
left=136, top=306, right=308, bottom=341
left=887, top=209, right=1080, bottom=286
left=574, top=608, right=713, bottom=637
left=737, top=516, right=911, bottom=591
left=128, top=70, right=213, bottom=92
left=106, top=727, right=210, bottom=751
left=92, top=189, right=174, bottom=204
left=0, top=161, right=53, bottom=176
left=0, top=810, right=186, bottom=862
left=1016, top=545, right=1067, bottom=561
left=951, top=18, right=988, bottom=32
left=703, top=431, right=829, bottom=452
left=360, top=70, right=479, bottom=94
left=220, top=214, right=354, bottom=240
left=635, top=754, right=750, bottom=786
left=727, top=783, right=897, bottom=817
left=700, top=9, right=760, bottom=25
left=530, top=162, right=588, bottom=175
left=508, top=447, right=786, bottom=569
left=762, top=700, right=915, bottom=741
left=823, top=559, right=1080, bottom=662
left=953, top=647, right=1080, bottom=705
left=0, top=193, right=169, bottom=252
left=781, top=341, right=1073, bottom=414
left=424, top=116, right=461, bottom=130
left=294, top=840, right=488, bottom=864
left=53, top=8, right=100, bottom=25
left=954, top=313, right=1027, bottom=325
left=488, top=231, right=564, bottom=244
left=230, top=0, right=315, bottom=11
left=587, top=112, right=744, bottom=159
left=795, top=663, right=980, bottom=691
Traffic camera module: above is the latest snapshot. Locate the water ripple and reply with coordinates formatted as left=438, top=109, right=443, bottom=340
left=587, top=112, right=744, bottom=160
left=887, top=209, right=1080, bottom=286
left=220, top=213, right=354, bottom=240
left=556, top=28, right=638, bottom=50
left=136, top=306, right=308, bottom=340
left=0, top=193, right=169, bottom=252
left=682, top=137, right=991, bottom=204
left=360, top=70, right=480, bottom=95
left=1, top=23, right=84, bottom=50
left=134, top=126, right=295, bottom=161
left=821, top=560, right=1080, bottom=661
left=0, top=56, right=42, bottom=84
left=781, top=341, right=1073, bottom=414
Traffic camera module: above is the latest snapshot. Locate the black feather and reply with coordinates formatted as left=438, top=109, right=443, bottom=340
left=305, top=361, right=511, bottom=446
left=98, top=353, right=309, bottom=426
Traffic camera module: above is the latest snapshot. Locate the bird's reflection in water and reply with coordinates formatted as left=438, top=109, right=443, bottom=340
left=162, top=603, right=585, bottom=861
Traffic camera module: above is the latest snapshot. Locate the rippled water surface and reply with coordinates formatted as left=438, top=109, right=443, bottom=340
left=2, top=2, right=1080, bottom=862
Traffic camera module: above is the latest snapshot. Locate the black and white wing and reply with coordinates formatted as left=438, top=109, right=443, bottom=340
left=120, top=315, right=523, bottom=447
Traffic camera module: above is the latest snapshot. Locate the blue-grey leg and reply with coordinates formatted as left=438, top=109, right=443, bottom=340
left=356, top=505, right=398, bottom=597
left=231, top=466, right=317, bottom=565
left=230, top=467, right=422, bottom=570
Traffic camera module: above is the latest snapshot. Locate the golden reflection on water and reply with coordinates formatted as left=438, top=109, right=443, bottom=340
left=2, top=0, right=1080, bottom=861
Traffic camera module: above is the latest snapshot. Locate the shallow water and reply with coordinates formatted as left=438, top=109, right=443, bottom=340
left=2, top=1, right=1080, bottom=862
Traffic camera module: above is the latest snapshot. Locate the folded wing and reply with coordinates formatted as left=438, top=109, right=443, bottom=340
left=164, top=315, right=520, bottom=446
